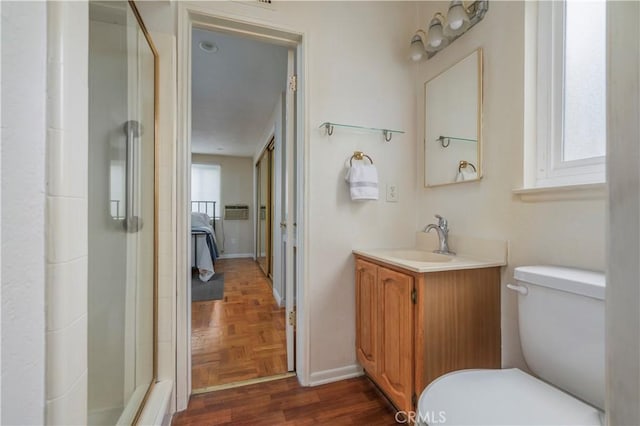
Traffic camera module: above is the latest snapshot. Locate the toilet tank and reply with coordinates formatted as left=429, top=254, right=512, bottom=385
left=514, top=266, right=605, bottom=410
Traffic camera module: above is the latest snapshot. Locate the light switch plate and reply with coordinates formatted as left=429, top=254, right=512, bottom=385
left=386, top=184, right=399, bottom=202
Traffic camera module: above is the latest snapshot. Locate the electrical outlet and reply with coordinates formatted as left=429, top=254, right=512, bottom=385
left=386, top=184, right=399, bottom=202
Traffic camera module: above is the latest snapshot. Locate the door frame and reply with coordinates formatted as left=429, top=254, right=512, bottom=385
left=176, top=3, right=309, bottom=411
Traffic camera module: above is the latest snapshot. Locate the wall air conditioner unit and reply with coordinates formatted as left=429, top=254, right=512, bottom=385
left=224, top=204, right=249, bottom=220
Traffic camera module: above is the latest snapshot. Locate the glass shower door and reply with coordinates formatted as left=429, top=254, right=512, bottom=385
left=88, top=2, right=156, bottom=424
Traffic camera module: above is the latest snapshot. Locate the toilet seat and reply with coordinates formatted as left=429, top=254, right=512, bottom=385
left=417, top=369, right=603, bottom=426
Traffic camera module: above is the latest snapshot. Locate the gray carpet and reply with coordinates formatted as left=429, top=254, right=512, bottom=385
left=192, top=272, right=225, bottom=302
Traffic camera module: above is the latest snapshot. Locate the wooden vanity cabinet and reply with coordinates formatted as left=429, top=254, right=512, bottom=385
left=355, top=256, right=501, bottom=414
left=356, top=259, right=414, bottom=410
left=355, top=260, right=379, bottom=375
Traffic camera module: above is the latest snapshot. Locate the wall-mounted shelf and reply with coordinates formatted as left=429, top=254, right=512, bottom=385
left=437, top=135, right=477, bottom=148
left=320, top=122, right=404, bottom=142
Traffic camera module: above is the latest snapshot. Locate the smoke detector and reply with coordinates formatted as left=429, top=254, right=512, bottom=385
left=198, top=41, right=219, bottom=53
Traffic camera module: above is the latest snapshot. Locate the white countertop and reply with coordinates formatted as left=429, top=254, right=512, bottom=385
left=353, top=248, right=505, bottom=273
left=353, top=232, right=508, bottom=273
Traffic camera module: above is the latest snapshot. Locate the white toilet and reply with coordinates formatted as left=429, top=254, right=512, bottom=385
left=417, top=266, right=605, bottom=426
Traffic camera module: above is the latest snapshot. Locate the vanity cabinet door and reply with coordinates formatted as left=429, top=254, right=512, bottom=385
left=377, top=267, right=414, bottom=412
left=355, top=259, right=379, bottom=375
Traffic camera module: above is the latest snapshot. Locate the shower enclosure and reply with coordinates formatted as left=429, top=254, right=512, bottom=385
left=88, top=1, right=157, bottom=424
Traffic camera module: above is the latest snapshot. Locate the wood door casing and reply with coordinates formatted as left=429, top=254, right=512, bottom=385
left=355, top=259, right=379, bottom=375
left=377, top=267, right=414, bottom=412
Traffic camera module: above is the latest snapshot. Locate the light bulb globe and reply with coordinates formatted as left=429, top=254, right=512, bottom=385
left=444, top=1, right=470, bottom=37
left=409, top=38, right=425, bottom=61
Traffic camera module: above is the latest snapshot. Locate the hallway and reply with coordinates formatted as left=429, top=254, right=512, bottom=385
left=191, top=258, right=288, bottom=390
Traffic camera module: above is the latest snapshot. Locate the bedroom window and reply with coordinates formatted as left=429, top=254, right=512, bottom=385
left=534, top=0, right=606, bottom=187
left=191, top=163, right=221, bottom=218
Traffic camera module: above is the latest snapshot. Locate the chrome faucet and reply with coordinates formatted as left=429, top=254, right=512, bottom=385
left=423, top=214, right=455, bottom=255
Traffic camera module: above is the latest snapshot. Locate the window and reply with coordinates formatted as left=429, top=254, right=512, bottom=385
left=191, top=164, right=221, bottom=218
left=535, top=0, right=606, bottom=187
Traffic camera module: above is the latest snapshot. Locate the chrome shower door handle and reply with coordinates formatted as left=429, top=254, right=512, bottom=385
left=123, top=120, right=143, bottom=233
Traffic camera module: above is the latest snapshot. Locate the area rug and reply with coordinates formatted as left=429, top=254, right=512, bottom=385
left=192, top=272, right=225, bottom=302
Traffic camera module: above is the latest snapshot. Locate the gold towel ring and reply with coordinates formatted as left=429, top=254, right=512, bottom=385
left=350, top=151, right=374, bottom=166
left=458, top=160, right=477, bottom=173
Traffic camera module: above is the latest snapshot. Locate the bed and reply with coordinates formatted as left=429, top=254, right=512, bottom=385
left=191, top=212, right=219, bottom=282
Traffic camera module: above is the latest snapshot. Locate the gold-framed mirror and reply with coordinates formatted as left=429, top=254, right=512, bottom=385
left=424, top=48, right=483, bottom=187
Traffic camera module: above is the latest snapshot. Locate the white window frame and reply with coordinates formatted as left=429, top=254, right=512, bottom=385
left=191, top=163, right=221, bottom=218
left=535, top=1, right=605, bottom=188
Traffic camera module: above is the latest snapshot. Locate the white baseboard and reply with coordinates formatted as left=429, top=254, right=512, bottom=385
left=308, top=364, right=363, bottom=387
left=218, top=253, right=253, bottom=259
left=273, top=287, right=284, bottom=307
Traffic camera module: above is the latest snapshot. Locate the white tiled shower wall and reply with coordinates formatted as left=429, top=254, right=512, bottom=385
left=45, top=2, right=89, bottom=424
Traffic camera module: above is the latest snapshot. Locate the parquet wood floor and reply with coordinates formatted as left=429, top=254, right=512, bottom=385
left=192, top=258, right=288, bottom=390
left=172, top=376, right=399, bottom=425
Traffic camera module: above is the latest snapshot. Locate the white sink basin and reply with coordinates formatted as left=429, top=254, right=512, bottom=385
left=354, top=234, right=507, bottom=273
left=378, top=249, right=453, bottom=263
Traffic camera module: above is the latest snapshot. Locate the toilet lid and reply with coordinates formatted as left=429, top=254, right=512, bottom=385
left=417, top=369, right=603, bottom=426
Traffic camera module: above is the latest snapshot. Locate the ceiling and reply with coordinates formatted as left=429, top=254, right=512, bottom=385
left=191, top=28, right=288, bottom=157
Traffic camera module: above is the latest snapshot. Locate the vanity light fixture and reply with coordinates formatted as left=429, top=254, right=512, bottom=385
left=410, top=0, right=488, bottom=61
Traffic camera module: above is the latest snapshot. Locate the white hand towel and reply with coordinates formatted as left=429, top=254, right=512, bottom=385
left=345, top=164, right=379, bottom=200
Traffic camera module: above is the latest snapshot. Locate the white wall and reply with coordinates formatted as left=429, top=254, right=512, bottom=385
left=192, top=154, right=254, bottom=256
left=414, top=1, right=606, bottom=370
left=1, top=2, right=47, bottom=424
left=606, top=1, right=640, bottom=424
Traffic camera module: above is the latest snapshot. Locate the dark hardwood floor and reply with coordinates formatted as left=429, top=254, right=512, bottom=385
left=172, top=376, right=399, bottom=425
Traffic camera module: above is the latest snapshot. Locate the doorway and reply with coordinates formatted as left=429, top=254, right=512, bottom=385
left=176, top=8, right=306, bottom=409
left=186, top=25, right=297, bottom=393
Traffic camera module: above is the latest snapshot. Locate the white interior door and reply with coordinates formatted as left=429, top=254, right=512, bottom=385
left=285, top=48, right=296, bottom=371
